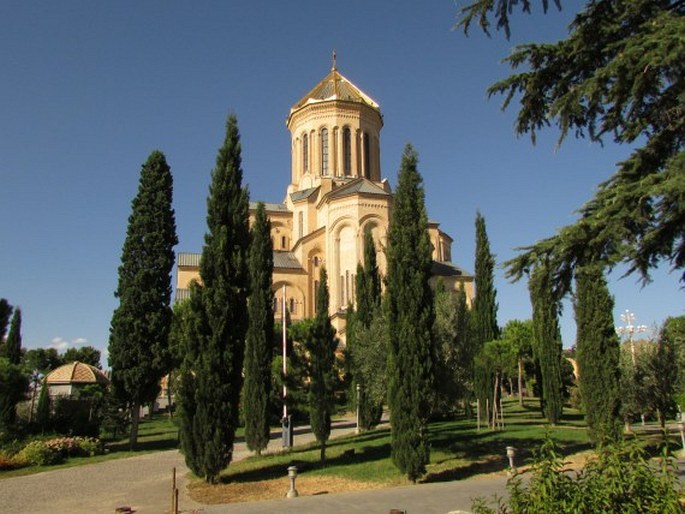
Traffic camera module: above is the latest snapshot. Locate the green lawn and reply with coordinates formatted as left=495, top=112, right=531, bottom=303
left=213, top=399, right=594, bottom=487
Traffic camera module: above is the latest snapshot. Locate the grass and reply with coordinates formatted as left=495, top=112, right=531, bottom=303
left=188, top=399, right=597, bottom=504
left=0, top=412, right=181, bottom=479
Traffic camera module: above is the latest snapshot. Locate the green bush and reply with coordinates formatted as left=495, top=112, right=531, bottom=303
left=0, top=450, right=27, bottom=470
left=473, top=435, right=685, bottom=513
left=17, top=440, right=64, bottom=466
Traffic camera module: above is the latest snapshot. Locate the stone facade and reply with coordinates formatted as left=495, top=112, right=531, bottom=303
left=176, top=62, right=474, bottom=342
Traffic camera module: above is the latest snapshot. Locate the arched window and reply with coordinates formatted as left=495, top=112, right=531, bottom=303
left=342, top=127, right=351, bottom=176
left=321, top=128, right=329, bottom=176
left=363, top=132, right=370, bottom=179
left=302, top=133, right=309, bottom=173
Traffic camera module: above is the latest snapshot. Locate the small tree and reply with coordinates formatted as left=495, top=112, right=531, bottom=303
left=243, top=202, right=274, bottom=455
left=35, top=381, right=51, bottom=433
left=305, top=268, right=337, bottom=464
left=500, top=319, right=533, bottom=406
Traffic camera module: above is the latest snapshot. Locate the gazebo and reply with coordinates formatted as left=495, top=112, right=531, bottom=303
left=44, top=361, right=110, bottom=398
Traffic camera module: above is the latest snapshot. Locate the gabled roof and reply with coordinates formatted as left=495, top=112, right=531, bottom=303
left=273, top=251, right=305, bottom=271
left=431, top=261, right=473, bottom=278
left=250, top=201, right=290, bottom=213
left=327, top=177, right=390, bottom=201
left=290, top=65, right=379, bottom=116
left=290, top=186, right=320, bottom=202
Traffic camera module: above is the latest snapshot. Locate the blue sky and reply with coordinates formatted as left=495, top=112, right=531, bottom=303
left=1, top=1, right=681, bottom=365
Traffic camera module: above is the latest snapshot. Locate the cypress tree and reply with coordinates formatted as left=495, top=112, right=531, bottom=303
left=35, top=380, right=51, bottom=432
left=386, top=144, right=434, bottom=482
left=306, top=267, right=337, bottom=464
left=574, top=264, right=622, bottom=444
left=348, top=228, right=384, bottom=430
left=243, top=202, right=274, bottom=455
left=472, top=212, right=499, bottom=422
left=0, top=299, right=12, bottom=343
left=108, top=150, right=177, bottom=449
left=5, top=308, right=22, bottom=365
left=529, top=262, right=564, bottom=424
left=178, top=114, right=250, bottom=483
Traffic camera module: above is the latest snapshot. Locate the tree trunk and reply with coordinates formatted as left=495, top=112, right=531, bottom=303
left=320, top=442, right=326, bottom=466
left=130, top=402, right=140, bottom=450
left=167, top=371, right=174, bottom=419
left=492, top=372, right=500, bottom=429
left=518, top=357, right=524, bottom=407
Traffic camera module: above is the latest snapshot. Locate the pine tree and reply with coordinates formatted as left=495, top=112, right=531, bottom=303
left=529, top=262, right=564, bottom=424
left=178, top=114, right=250, bottom=483
left=243, top=202, right=274, bottom=455
left=5, top=308, right=22, bottom=365
left=306, top=267, right=337, bottom=464
left=472, top=212, right=499, bottom=423
left=574, top=264, right=622, bottom=444
left=458, top=1, right=685, bottom=288
left=386, top=144, right=434, bottom=482
left=108, top=150, right=177, bottom=449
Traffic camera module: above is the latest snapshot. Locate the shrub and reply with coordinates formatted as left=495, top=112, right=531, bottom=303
left=17, top=440, right=63, bottom=466
left=473, top=435, right=685, bottom=513
left=0, top=450, right=27, bottom=470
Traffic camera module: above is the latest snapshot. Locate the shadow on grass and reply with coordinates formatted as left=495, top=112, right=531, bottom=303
left=106, top=437, right=179, bottom=453
left=218, top=441, right=393, bottom=485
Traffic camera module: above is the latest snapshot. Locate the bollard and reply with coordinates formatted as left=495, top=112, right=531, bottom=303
left=506, top=446, right=516, bottom=473
left=286, top=465, right=299, bottom=498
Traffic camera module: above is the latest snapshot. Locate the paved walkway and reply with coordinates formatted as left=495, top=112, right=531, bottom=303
left=1, top=420, right=682, bottom=514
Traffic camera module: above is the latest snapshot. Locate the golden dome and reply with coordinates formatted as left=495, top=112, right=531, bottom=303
left=45, top=361, right=109, bottom=385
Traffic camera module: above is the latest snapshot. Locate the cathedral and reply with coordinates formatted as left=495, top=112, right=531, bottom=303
left=176, top=60, right=474, bottom=342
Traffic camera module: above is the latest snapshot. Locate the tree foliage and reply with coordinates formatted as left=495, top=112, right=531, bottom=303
left=0, top=299, right=12, bottom=344
left=500, top=319, right=534, bottom=406
left=5, top=308, right=22, bottom=365
left=0, top=357, right=27, bottom=429
left=178, top=114, right=250, bottom=483
left=63, top=346, right=102, bottom=368
left=305, top=268, right=337, bottom=464
left=432, top=282, right=473, bottom=414
left=386, top=144, right=434, bottom=482
left=473, top=212, right=500, bottom=419
left=574, top=265, right=622, bottom=444
left=458, top=0, right=685, bottom=290
left=529, top=263, right=564, bottom=424
left=108, top=150, right=177, bottom=448
left=347, top=227, right=385, bottom=430
left=243, top=202, right=274, bottom=455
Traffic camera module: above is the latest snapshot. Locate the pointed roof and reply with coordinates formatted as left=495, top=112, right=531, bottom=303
left=290, top=60, right=380, bottom=116
left=326, top=177, right=390, bottom=201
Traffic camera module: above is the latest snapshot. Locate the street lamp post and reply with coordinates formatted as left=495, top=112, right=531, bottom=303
left=615, top=309, right=647, bottom=366
left=355, top=383, right=361, bottom=434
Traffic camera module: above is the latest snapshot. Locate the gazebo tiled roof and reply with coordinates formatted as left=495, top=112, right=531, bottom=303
left=45, top=361, right=109, bottom=385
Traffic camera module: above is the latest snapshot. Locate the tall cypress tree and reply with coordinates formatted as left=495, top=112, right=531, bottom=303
left=178, top=114, right=250, bottom=483
left=5, top=308, right=22, bottom=365
left=472, top=212, right=499, bottom=422
left=306, top=267, right=337, bottom=464
left=574, top=264, right=622, bottom=444
left=243, top=202, right=274, bottom=455
left=108, top=150, right=177, bottom=449
left=529, top=262, right=564, bottom=425
left=386, top=144, right=434, bottom=482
